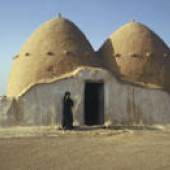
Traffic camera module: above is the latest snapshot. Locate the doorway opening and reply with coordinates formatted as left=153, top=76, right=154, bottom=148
left=84, top=81, right=104, bottom=125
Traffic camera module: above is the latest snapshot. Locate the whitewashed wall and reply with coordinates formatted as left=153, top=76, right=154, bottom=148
left=16, top=67, right=170, bottom=126
left=1, top=67, right=170, bottom=126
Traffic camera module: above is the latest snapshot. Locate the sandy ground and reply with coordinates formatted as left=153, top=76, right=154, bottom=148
left=0, top=126, right=170, bottom=170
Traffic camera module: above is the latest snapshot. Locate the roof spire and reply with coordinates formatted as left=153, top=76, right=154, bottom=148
left=129, top=18, right=136, bottom=23
left=58, top=13, right=62, bottom=18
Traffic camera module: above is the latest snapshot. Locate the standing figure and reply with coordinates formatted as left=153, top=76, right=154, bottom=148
left=62, top=91, right=74, bottom=130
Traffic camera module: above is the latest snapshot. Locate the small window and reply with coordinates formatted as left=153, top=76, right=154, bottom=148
left=47, top=51, right=54, bottom=56
left=115, top=53, right=121, bottom=58
left=25, top=52, right=30, bottom=56
left=63, top=50, right=71, bottom=55
left=131, top=53, right=138, bottom=58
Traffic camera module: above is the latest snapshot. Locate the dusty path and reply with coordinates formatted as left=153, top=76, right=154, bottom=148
left=0, top=127, right=170, bottom=170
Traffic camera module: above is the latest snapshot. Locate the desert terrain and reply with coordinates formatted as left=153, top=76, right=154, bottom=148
left=0, top=126, right=170, bottom=170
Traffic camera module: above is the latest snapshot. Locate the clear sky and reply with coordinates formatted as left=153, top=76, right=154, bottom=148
left=0, top=0, right=170, bottom=95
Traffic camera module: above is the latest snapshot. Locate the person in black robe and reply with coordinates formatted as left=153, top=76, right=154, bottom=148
left=62, top=91, right=74, bottom=130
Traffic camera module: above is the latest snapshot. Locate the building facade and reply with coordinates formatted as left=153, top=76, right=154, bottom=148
left=1, top=17, right=170, bottom=127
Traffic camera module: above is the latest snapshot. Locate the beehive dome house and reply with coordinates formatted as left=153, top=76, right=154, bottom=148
left=99, top=21, right=170, bottom=89
left=1, top=17, right=170, bottom=127
left=7, top=17, right=101, bottom=97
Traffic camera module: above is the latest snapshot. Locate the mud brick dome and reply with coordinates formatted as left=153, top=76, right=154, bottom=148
left=99, top=21, right=170, bottom=89
left=7, top=18, right=170, bottom=97
left=7, top=17, right=101, bottom=96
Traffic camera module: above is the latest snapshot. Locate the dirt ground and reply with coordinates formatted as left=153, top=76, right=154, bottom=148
left=0, top=127, right=170, bottom=170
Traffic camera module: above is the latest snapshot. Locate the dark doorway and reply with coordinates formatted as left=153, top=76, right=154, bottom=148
left=84, top=82, right=104, bottom=125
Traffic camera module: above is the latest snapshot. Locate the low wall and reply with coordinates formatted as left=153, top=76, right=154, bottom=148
left=0, top=96, right=17, bottom=126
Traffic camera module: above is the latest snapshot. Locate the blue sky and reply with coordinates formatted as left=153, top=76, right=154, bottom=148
left=0, top=0, right=170, bottom=95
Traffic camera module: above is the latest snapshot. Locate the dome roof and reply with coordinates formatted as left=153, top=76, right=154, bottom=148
left=99, top=21, right=170, bottom=89
left=8, top=17, right=101, bottom=96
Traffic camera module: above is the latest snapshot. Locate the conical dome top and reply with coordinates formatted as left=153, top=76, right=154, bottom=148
left=99, top=21, right=170, bottom=89
left=8, top=17, right=101, bottom=96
